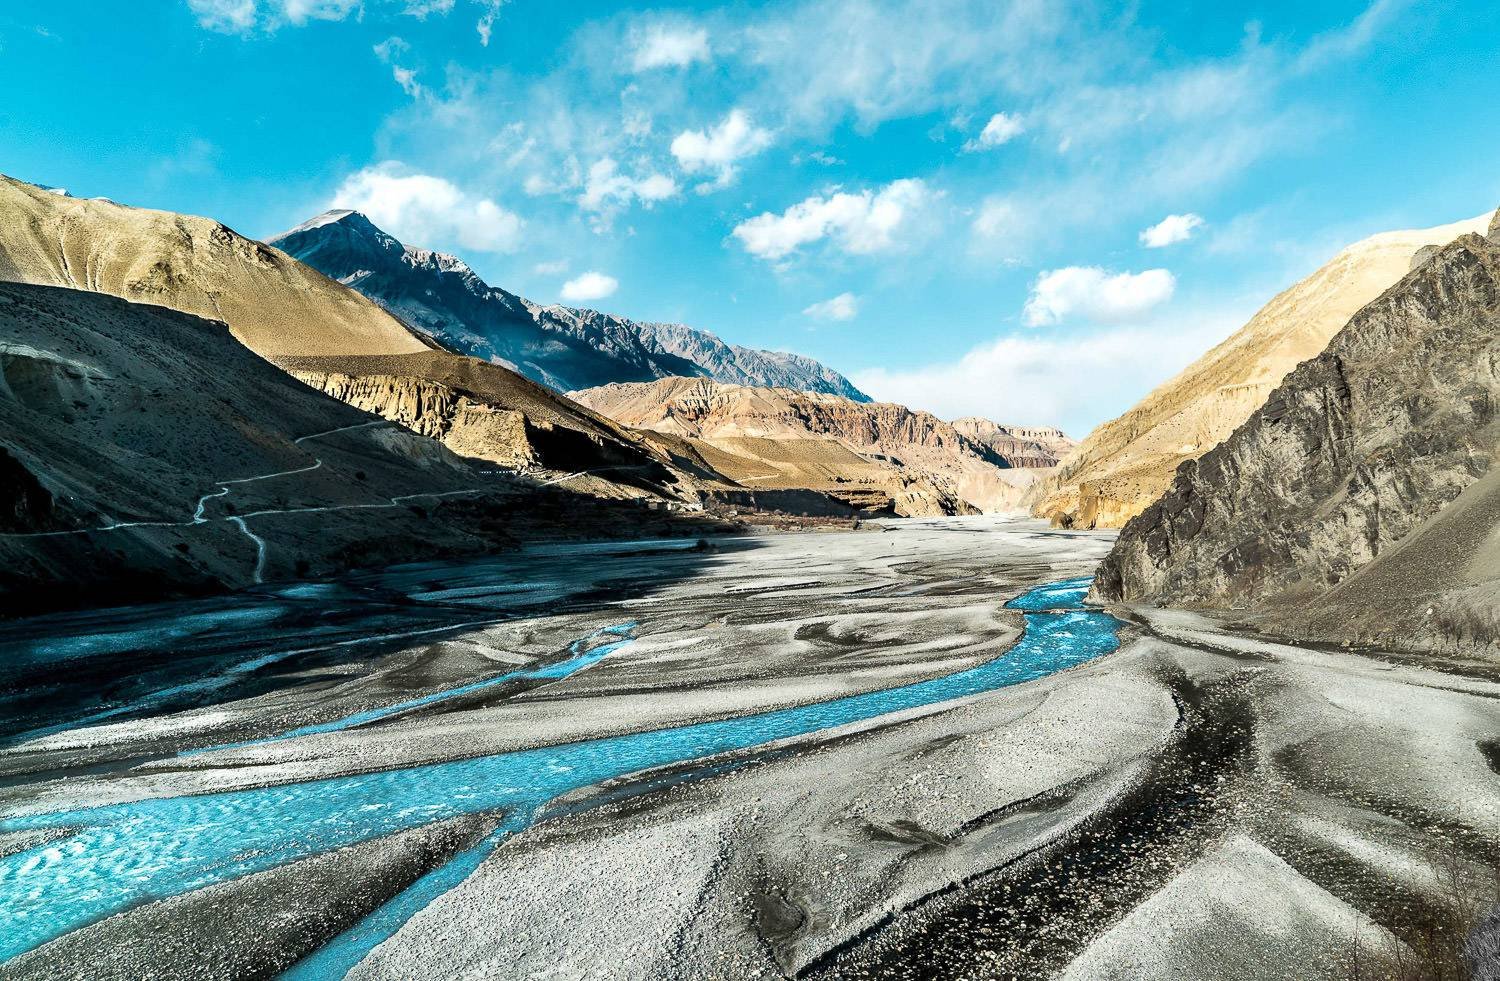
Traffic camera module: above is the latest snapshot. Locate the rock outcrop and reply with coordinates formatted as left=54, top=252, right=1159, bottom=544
left=1094, top=227, right=1500, bottom=652
left=573, top=378, right=1064, bottom=514
left=1029, top=209, right=1498, bottom=530
left=282, top=352, right=687, bottom=493
left=950, top=418, right=1076, bottom=468
left=270, top=211, right=869, bottom=399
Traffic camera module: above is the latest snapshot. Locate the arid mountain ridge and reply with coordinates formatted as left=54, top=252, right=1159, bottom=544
left=572, top=378, right=1071, bottom=514
left=0, top=171, right=1082, bottom=616
left=1029, top=209, right=1498, bottom=530
left=1096, top=213, right=1500, bottom=653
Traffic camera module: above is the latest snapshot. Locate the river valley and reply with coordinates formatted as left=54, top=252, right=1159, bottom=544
left=2, top=517, right=1499, bottom=980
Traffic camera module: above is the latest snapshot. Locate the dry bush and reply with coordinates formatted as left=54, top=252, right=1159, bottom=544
left=1344, top=839, right=1500, bottom=981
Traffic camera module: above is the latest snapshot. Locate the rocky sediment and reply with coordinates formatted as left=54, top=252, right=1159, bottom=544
left=1094, top=224, right=1500, bottom=652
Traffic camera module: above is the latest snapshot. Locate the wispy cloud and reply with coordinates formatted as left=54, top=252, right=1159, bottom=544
left=1140, top=213, right=1205, bottom=248
left=632, top=23, right=710, bottom=71
left=963, top=112, right=1025, bottom=152
left=803, top=292, right=858, bottom=321
left=670, top=109, right=773, bottom=190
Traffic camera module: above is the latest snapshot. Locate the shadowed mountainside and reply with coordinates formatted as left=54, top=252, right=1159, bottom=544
left=1029, top=208, right=1498, bottom=530
left=0, top=283, right=731, bottom=615
left=1095, top=217, right=1500, bottom=653
left=0, top=174, right=798, bottom=513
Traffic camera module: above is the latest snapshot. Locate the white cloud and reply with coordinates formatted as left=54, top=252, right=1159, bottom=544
left=560, top=271, right=619, bottom=302
left=803, top=292, right=858, bottom=321
left=1022, top=266, right=1176, bottom=326
left=331, top=162, right=523, bottom=253
left=577, top=158, right=679, bottom=225
left=850, top=319, right=1232, bottom=437
left=401, top=0, right=454, bottom=17
left=186, top=0, right=260, bottom=30
left=533, top=258, right=569, bottom=276
left=474, top=0, right=506, bottom=45
left=188, top=0, right=503, bottom=36
left=372, top=37, right=423, bottom=97
left=732, top=179, right=935, bottom=261
left=188, top=0, right=360, bottom=31
left=632, top=24, right=710, bottom=71
left=1140, top=213, right=1205, bottom=247
left=390, top=66, right=423, bottom=97
left=372, top=35, right=408, bottom=60
left=669, top=109, right=773, bottom=189
left=963, top=111, right=1025, bottom=152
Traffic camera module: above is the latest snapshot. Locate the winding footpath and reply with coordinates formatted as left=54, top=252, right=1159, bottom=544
left=0, top=420, right=489, bottom=584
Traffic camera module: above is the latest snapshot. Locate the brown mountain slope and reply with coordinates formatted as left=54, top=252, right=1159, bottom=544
left=1029, top=209, right=1497, bottom=529
left=0, top=283, right=731, bottom=615
left=1094, top=222, right=1500, bottom=654
left=572, top=377, right=1058, bottom=514
left=0, top=175, right=428, bottom=358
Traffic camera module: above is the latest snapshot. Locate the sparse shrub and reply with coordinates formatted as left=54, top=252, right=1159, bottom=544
left=1343, top=838, right=1500, bottom=981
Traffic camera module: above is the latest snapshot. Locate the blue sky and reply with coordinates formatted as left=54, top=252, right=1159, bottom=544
left=2, top=0, right=1497, bottom=435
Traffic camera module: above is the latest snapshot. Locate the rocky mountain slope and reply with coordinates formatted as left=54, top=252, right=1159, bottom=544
left=1094, top=216, right=1500, bottom=653
left=270, top=210, right=868, bottom=399
left=0, top=175, right=428, bottom=358
left=572, top=378, right=1061, bottom=514
left=0, top=282, right=716, bottom=614
left=1029, top=209, right=1498, bottom=530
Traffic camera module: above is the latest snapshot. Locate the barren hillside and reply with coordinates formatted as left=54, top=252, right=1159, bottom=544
left=1029, top=208, right=1498, bottom=529
left=0, top=175, right=428, bottom=358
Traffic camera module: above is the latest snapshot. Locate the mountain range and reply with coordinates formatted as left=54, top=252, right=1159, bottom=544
left=270, top=210, right=869, bottom=400
left=573, top=378, right=1070, bottom=514
left=0, top=173, right=1087, bottom=612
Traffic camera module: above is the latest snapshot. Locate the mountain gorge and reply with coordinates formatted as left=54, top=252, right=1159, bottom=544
left=1095, top=215, right=1500, bottom=652
left=1029, top=209, right=1498, bottom=530
left=270, top=210, right=869, bottom=400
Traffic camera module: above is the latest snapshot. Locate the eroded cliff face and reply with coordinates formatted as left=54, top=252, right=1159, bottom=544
left=1095, top=229, right=1500, bottom=651
left=1030, top=210, right=1498, bottom=530
left=571, top=378, right=1053, bottom=513
left=950, top=418, right=1075, bottom=468
left=291, top=372, right=533, bottom=468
